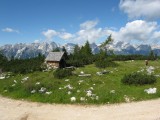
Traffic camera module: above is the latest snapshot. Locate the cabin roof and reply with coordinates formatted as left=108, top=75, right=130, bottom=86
left=45, top=52, right=64, bottom=61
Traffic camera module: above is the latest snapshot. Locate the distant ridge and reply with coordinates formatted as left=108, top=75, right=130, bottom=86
left=0, top=41, right=160, bottom=59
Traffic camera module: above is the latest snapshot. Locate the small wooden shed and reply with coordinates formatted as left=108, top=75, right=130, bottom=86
left=45, top=52, right=65, bottom=68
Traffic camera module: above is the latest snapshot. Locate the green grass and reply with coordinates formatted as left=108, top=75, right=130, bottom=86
left=0, top=60, right=160, bottom=104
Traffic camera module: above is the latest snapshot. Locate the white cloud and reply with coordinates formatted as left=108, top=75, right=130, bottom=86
left=42, top=29, right=58, bottom=41
left=75, top=27, right=103, bottom=44
left=73, top=20, right=106, bottom=44
left=41, top=20, right=105, bottom=44
left=41, top=20, right=160, bottom=45
left=2, top=27, right=19, bottom=33
left=106, top=20, right=160, bottom=44
left=80, top=20, right=99, bottom=30
left=119, top=0, right=160, bottom=19
left=153, top=31, right=160, bottom=39
left=59, top=32, right=74, bottom=40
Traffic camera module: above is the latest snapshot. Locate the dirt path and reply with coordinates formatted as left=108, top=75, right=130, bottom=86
left=0, top=96, right=160, bottom=120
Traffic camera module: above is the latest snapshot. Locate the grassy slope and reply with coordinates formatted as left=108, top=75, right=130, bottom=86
left=0, top=60, right=160, bottom=104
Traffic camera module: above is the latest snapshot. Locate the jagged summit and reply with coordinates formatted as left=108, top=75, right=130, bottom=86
left=0, top=42, right=57, bottom=59
left=0, top=41, right=160, bottom=59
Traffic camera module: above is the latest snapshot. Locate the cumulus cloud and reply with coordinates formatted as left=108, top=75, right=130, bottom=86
left=73, top=20, right=105, bottom=44
left=41, top=20, right=160, bottom=45
left=106, top=20, right=160, bottom=44
left=80, top=20, right=99, bottom=30
left=2, top=27, right=19, bottom=33
left=42, top=29, right=58, bottom=41
left=41, top=20, right=106, bottom=44
left=59, top=32, right=74, bottom=40
left=119, top=0, right=160, bottom=19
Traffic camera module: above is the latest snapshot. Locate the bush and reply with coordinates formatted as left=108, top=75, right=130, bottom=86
left=53, top=68, right=73, bottom=79
left=121, top=72, right=157, bottom=85
left=95, top=59, right=117, bottom=68
left=66, top=59, right=84, bottom=67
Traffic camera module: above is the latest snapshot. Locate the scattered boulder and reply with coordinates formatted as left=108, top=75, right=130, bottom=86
left=45, top=91, right=52, bottom=95
left=110, top=90, right=115, bottom=94
left=144, top=88, right=157, bottom=94
left=31, top=90, right=36, bottom=94
left=80, top=97, right=85, bottom=101
left=0, top=76, right=5, bottom=79
left=39, top=87, right=47, bottom=93
left=70, top=97, right=76, bottom=102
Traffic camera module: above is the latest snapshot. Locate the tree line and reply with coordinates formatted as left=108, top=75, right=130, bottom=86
left=0, top=35, right=159, bottom=74
left=0, top=52, right=45, bottom=74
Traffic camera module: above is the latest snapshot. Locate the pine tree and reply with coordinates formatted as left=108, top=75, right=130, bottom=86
left=100, top=35, right=113, bottom=48
left=73, top=44, right=80, bottom=55
left=83, top=41, right=92, bottom=56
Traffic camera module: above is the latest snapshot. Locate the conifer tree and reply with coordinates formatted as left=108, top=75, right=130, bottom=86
left=83, top=41, right=92, bottom=56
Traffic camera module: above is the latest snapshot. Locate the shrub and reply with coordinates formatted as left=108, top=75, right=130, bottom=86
left=53, top=68, right=73, bottom=79
left=95, top=59, right=117, bottom=68
left=121, top=72, right=157, bottom=85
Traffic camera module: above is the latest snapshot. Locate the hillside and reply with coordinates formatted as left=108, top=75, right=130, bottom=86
left=0, top=60, right=160, bottom=104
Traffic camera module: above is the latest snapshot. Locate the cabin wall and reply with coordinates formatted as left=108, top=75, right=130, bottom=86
left=46, top=61, right=60, bottom=68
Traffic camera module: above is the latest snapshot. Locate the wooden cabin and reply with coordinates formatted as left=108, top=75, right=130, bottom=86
left=45, top=52, right=65, bottom=68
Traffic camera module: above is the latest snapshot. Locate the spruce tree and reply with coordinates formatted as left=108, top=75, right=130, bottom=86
left=83, top=41, right=92, bottom=56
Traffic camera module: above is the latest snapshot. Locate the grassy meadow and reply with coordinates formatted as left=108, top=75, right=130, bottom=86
left=0, top=60, right=160, bottom=104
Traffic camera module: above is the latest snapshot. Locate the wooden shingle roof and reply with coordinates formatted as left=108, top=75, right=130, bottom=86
left=45, top=52, right=64, bottom=61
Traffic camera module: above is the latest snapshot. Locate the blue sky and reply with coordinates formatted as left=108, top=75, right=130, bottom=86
left=0, top=0, right=160, bottom=46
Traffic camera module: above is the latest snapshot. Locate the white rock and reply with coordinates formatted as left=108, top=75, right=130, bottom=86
left=65, top=84, right=73, bottom=90
left=90, top=87, right=94, bottom=90
left=110, top=90, right=115, bottom=94
left=96, top=96, right=99, bottom=100
left=79, top=80, right=84, bottom=83
left=77, top=90, right=80, bottom=93
left=86, top=90, right=92, bottom=97
left=11, top=84, right=16, bottom=87
left=39, top=87, right=46, bottom=93
left=22, top=77, right=29, bottom=81
left=155, top=75, right=160, bottom=77
left=14, top=80, right=17, bottom=83
left=110, top=71, right=113, bottom=73
left=80, top=97, right=85, bottom=101
left=124, top=95, right=130, bottom=103
left=45, top=91, right=52, bottom=95
left=65, top=79, right=69, bottom=82
left=68, top=91, right=72, bottom=95
left=80, top=71, right=84, bottom=74
left=31, top=90, right=36, bottom=94
left=144, top=88, right=157, bottom=94
left=59, top=87, right=62, bottom=90
left=96, top=72, right=102, bottom=76
left=35, top=82, right=40, bottom=85
left=146, top=66, right=155, bottom=75
left=70, top=97, right=76, bottom=102
left=0, top=77, right=5, bottom=79
left=3, top=90, right=8, bottom=93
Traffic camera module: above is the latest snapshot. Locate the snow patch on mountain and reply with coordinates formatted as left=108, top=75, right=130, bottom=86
left=0, top=42, right=57, bottom=59
left=0, top=41, right=160, bottom=59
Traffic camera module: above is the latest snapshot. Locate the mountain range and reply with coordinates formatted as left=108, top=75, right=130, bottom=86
left=0, top=41, right=159, bottom=59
